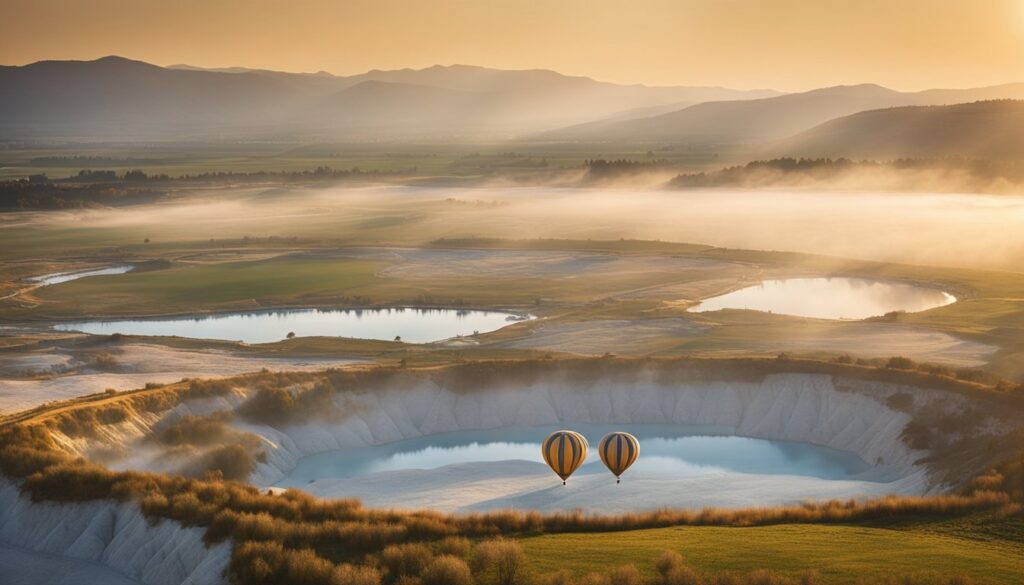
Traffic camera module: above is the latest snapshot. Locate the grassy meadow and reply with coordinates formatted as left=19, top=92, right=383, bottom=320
left=0, top=143, right=730, bottom=181
left=29, top=258, right=382, bottom=316
left=4, top=204, right=1024, bottom=380
left=520, top=521, right=1024, bottom=584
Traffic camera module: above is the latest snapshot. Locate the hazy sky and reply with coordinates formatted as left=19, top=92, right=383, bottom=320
left=3, top=0, right=1023, bottom=91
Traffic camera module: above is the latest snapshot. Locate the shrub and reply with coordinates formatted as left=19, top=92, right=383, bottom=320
left=420, top=556, right=473, bottom=585
left=607, top=565, right=642, bottom=585
left=473, top=537, right=527, bottom=585
left=664, top=567, right=702, bottom=585
left=885, top=393, right=914, bottom=412
left=0, top=444, right=70, bottom=478
left=435, top=536, right=471, bottom=558
left=239, top=382, right=340, bottom=426
left=230, top=541, right=337, bottom=585
left=954, top=368, right=988, bottom=383
left=193, top=444, right=257, bottom=481
left=87, top=352, right=120, bottom=371
left=55, top=409, right=102, bottom=438
left=333, top=563, right=382, bottom=585
left=745, top=569, right=792, bottom=585
left=380, top=543, right=434, bottom=579
left=537, top=570, right=576, bottom=585
left=183, top=378, right=236, bottom=400
left=156, top=414, right=233, bottom=446
left=240, top=386, right=296, bottom=425
left=656, top=551, right=701, bottom=585
left=901, top=420, right=932, bottom=450
left=656, top=551, right=684, bottom=576
left=886, top=356, right=916, bottom=370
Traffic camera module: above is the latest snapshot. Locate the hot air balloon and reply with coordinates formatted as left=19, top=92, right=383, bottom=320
left=598, top=432, right=639, bottom=483
left=541, top=430, right=588, bottom=485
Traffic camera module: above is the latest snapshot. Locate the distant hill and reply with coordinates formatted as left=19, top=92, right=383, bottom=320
left=542, top=83, right=1024, bottom=145
left=0, top=56, right=304, bottom=138
left=0, top=57, right=777, bottom=140
left=772, top=100, right=1024, bottom=160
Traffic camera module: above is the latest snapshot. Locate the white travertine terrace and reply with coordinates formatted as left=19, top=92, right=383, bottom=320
left=2, top=371, right=964, bottom=585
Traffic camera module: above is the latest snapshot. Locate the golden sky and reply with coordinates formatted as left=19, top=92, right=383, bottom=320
left=2, top=0, right=1023, bottom=91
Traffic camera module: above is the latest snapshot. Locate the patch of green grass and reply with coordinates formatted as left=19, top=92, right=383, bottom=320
left=520, top=522, right=1024, bottom=583
left=31, top=257, right=382, bottom=316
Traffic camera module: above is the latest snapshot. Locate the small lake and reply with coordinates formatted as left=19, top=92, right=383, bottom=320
left=689, top=277, right=955, bottom=320
left=28, top=265, right=134, bottom=287
left=52, top=307, right=528, bottom=344
left=275, top=423, right=872, bottom=487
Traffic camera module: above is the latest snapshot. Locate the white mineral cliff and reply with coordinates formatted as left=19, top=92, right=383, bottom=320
left=242, top=374, right=933, bottom=490
left=0, top=480, right=230, bottom=585
left=2, top=371, right=953, bottom=579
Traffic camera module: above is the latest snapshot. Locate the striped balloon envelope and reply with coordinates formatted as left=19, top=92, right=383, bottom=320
left=541, top=430, right=589, bottom=485
left=598, top=432, right=639, bottom=483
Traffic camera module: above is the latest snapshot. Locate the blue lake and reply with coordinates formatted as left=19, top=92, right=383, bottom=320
left=275, top=423, right=872, bottom=487
left=53, top=307, right=529, bottom=344
left=690, top=277, right=955, bottom=320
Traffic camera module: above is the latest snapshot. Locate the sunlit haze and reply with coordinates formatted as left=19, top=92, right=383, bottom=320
left=3, top=4, right=1024, bottom=585
left=3, top=0, right=1024, bottom=90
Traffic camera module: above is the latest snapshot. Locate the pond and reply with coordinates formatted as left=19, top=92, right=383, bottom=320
left=28, top=265, right=134, bottom=287
left=689, top=277, right=955, bottom=320
left=275, top=423, right=872, bottom=487
left=52, top=307, right=529, bottom=344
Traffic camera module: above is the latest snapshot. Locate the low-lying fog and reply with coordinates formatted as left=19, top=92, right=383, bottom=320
left=9, top=185, right=1024, bottom=271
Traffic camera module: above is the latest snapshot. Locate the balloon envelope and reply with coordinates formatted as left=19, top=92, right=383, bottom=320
left=541, top=430, right=588, bottom=484
left=598, top=432, right=639, bottom=482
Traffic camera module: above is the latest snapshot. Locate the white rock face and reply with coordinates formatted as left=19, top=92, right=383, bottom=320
left=243, top=373, right=934, bottom=497
left=1, top=370, right=949, bottom=581
left=0, top=480, right=230, bottom=585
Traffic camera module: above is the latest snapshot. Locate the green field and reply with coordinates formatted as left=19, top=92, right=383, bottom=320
left=17, top=247, right=744, bottom=318
left=4, top=181, right=1024, bottom=381
left=27, top=258, right=381, bottom=316
left=0, top=143, right=730, bottom=181
left=520, top=521, right=1024, bottom=583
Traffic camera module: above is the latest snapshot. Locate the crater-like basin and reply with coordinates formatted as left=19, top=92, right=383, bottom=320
left=274, top=423, right=878, bottom=511
left=689, top=277, right=955, bottom=320
left=227, top=369, right=934, bottom=513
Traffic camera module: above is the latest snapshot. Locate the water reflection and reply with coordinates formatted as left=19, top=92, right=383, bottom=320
left=689, top=277, right=955, bottom=320
left=275, top=423, right=872, bottom=487
left=52, top=307, right=527, bottom=344
left=29, top=265, right=134, bottom=287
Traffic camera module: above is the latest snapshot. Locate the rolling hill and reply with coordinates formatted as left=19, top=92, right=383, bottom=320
left=771, top=100, right=1024, bottom=160
left=542, top=83, right=1024, bottom=146
left=0, top=56, right=304, bottom=138
left=0, top=57, right=777, bottom=140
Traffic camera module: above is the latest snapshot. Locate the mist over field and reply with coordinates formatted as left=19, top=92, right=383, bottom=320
left=10, top=184, right=1024, bottom=271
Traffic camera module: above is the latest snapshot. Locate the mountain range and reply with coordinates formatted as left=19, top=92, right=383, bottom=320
left=542, top=83, right=1024, bottom=145
left=771, top=100, right=1024, bottom=161
left=0, top=56, right=776, bottom=140
left=2, top=56, right=1023, bottom=162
